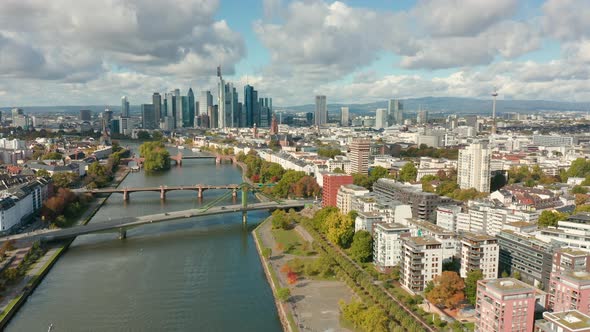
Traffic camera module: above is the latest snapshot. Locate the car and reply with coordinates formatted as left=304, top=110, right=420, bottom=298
left=221, top=207, right=226, bottom=210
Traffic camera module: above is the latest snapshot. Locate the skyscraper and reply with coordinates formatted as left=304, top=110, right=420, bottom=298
left=315, top=95, right=327, bottom=126
left=387, top=99, right=403, bottom=125
left=217, top=66, right=226, bottom=128
left=141, top=104, right=156, bottom=129
left=199, top=91, right=212, bottom=122
left=152, top=93, right=162, bottom=122
left=375, top=108, right=387, bottom=129
left=187, top=88, right=195, bottom=127
left=341, top=106, right=349, bottom=126
left=349, top=139, right=371, bottom=175
left=244, top=85, right=256, bottom=127
left=181, top=96, right=190, bottom=127
left=79, top=109, right=91, bottom=121
left=121, top=96, right=129, bottom=117
left=165, top=92, right=175, bottom=120
left=174, top=89, right=182, bottom=128
left=417, top=110, right=428, bottom=124
left=457, top=142, right=491, bottom=192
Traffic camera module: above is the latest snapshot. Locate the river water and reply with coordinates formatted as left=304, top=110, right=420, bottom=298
left=7, top=146, right=282, bottom=331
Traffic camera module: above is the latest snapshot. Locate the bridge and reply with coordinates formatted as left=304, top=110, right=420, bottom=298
left=84, top=184, right=242, bottom=201
left=12, top=200, right=311, bottom=243
left=120, top=153, right=234, bottom=168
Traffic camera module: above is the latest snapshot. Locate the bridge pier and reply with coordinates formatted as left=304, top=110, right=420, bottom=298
left=123, top=189, right=129, bottom=201
left=197, top=187, right=203, bottom=199
left=242, top=211, right=247, bottom=226
left=118, top=228, right=127, bottom=240
left=232, top=189, right=237, bottom=199
left=216, top=156, right=221, bottom=164
left=160, top=187, right=166, bottom=200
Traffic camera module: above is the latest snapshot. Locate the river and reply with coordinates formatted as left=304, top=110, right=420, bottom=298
left=7, top=145, right=282, bottom=331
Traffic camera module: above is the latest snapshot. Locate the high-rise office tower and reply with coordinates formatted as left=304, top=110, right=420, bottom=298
left=244, top=85, right=256, bottom=127
left=375, top=108, right=387, bottom=129
left=341, top=107, right=349, bottom=126
left=217, top=66, right=226, bottom=128
left=79, top=109, right=92, bottom=121
left=227, top=84, right=238, bottom=127
left=141, top=104, right=156, bottom=129
left=187, top=88, right=195, bottom=127
left=417, top=110, right=428, bottom=124
left=457, top=142, right=491, bottom=192
left=239, top=102, right=245, bottom=127
left=210, top=105, right=218, bottom=129
left=270, top=113, right=278, bottom=135
left=387, top=99, right=403, bottom=125
left=174, top=89, right=182, bottom=128
left=121, top=96, right=129, bottom=117
left=199, top=91, right=212, bottom=122
left=181, top=96, right=190, bottom=127
left=165, top=92, right=175, bottom=119
left=152, top=93, right=162, bottom=122
left=11, top=108, right=23, bottom=119
left=349, top=139, right=371, bottom=175
left=315, top=95, right=327, bottom=126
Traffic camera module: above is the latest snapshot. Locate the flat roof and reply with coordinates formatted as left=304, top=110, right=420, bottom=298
left=461, top=231, right=496, bottom=242
left=482, top=278, right=535, bottom=295
left=375, top=222, right=409, bottom=231
left=559, top=247, right=590, bottom=256
left=406, top=236, right=441, bottom=246
left=543, top=310, right=590, bottom=330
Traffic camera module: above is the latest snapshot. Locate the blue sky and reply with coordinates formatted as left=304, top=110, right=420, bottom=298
left=0, top=0, right=588, bottom=106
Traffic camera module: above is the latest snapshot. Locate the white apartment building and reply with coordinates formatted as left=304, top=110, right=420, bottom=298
left=337, top=184, right=369, bottom=215
left=436, top=205, right=462, bottom=232
left=0, top=178, right=51, bottom=233
left=457, top=142, right=491, bottom=192
left=416, top=157, right=457, bottom=181
left=456, top=200, right=538, bottom=236
left=460, top=232, right=499, bottom=279
left=406, top=219, right=459, bottom=262
left=400, top=237, right=443, bottom=294
left=355, top=212, right=383, bottom=233
left=351, top=193, right=412, bottom=225
left=373, top=222, right=410, bottom=270
left=537, top=214, right=590, bottom=250
left=326, top=155, right=351, bottom=174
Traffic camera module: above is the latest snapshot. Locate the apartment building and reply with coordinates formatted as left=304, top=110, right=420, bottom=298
left=336, top=184, right=369, bottom=215
left=460, top=232, right=499, bottom=279
left=373, top=222, right=410, bottom=271
left=549, top=249, right=590, bottom=314
left=400, top=236, right=443, bottom=294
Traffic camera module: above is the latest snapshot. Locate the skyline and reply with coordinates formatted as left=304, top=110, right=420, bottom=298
left=0, top=0, right=589, bottom=106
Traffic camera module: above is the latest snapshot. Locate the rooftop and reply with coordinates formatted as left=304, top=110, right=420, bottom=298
left=558, top=247, right=590, bottom=256
left=543, top=310, right=590, bottom=331
left=405, top=236, right=441, bottom=246
left=375, top=222, right=410, bottom=231
left=482, top=278, right=535, bottom=295
left=461, top=232, right=496, bottom=242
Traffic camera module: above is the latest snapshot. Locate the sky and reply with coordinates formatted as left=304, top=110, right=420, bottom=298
left=0, top=0, right=589, bottom=107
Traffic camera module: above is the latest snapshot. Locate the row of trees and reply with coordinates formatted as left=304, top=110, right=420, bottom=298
left=237, top=151, right=320, bottom=198
left=317, top=147, right=344, bottom=159
left=40, top=188, right=91, bottom=227
left=420, top=170, right=488, bottom=201
left=301, top=217, right=435, bottom=331
left=400, top=144, right=459, bottom=160
left=0, top=242, right=45, bottom=285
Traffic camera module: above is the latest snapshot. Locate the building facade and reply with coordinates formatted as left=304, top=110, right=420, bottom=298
left=400, top=236, right=443, bottom=294
left=349, top=139, right=371, bottom=175
left=457, top=142, right=491, bottom=192
left=460, top=232, right=499, bottom=279
left=322, top=173, right=354, bottom=208
left=373, top=222, right=410, bottom=270
left=315, top=95, right=327, bottom=126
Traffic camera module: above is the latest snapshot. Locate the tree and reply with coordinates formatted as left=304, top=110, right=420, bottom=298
left=36, top=169, right=50, bottom=178
left=41, top=151, right=63, bottom=160
left=325, top=212, right=354, bottom=248
left=317, top=147, right=343, bottom=158
left=369, top=166, right=389, bottom=181
left=136, top=130, right=151, bottom=140
left=350, top=230, right=373, bottom=263
left=538, top=210, right=563, bottom=228
left=399, top=162, right=417, bottom=182
left=312, top=207, right=339, bottom=232
left=51, top=172, right=78, bottom=189
left=152, top=131, right=164, bottom=141
left=272, top=170, right=305, bottom=198
left=465, top=269, right=484, bottom=305
left=512, top=270, right=521, bottom=280
left=139, top=141, right=171, bottom=172
left=352, top=173, right=372, bottom=189
left=333, top=167, right=345, bottom=174
left=491, top=172, right=507, bottom=191
left=426, top=271, right=465, bottom=309
left=271, top=210, right=290, bottom=229
left=277, top=288, right=290, bottom=302
left=572, top=185, right=588, bottom=194
left=291, top=176, right=320, bottom=198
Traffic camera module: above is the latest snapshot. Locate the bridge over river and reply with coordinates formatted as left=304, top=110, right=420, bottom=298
left=7, top=200, right=311, bottom=243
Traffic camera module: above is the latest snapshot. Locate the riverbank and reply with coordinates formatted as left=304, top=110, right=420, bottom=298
left=252, top=217, right=297, bottom=332
left=0, top=167, right=131, bottom=328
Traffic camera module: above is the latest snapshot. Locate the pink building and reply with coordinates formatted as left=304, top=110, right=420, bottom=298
left=549, top=249, right=590, bottom=315
left=475, top=278, right=536, bottom=332
left=322, top=173, right=353, bottom=208
left=535, top=310, right=590, bottom=332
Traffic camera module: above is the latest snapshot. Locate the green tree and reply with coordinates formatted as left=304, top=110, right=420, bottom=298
left=41, top=151, right=63, bottom=160
left=277, top=287, right=290, bottom=302
left=139, top=141, right=171, bottom=172
left=136, top=130, right=151, bottom=140
left=572, top=185, right=588, bottom=194
left=465, top=269, right=484, bottom=305
left=399, top=162, right=417, bottom=182
left=369, top=166, right=389, bottom=181
left=317, top=147, right=343, bottom=158
left=312, top=206, right=339, bottom=232
left=36, top=169, right=50, bottom=178
left=567, top=158, right=590, bottom=178
left=51, top=172, right=78, bottom=188
left=350, top=230, right=373, bottom=263
left=325, top=212, right=354, bottom=248
left=272, top=170, right=305, bottom=198
left=271, top=210, right=290, bottom=229
left=152, top=131, right=164, bottom=141
left=538, top=210, right=563, bottom=227
left=333, top=167, right=345, bottom=174
left=352, top=173, right=372, bottom=189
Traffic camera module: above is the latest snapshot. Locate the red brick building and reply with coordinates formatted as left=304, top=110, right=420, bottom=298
left=322, top=173, right=353, bottom=208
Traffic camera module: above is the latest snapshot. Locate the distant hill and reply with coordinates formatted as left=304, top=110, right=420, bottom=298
left=1, top=96, right=588, bottom=116
left=278, top=97, right=590, bottom=115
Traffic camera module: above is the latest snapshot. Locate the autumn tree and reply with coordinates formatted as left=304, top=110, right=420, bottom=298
left=291, top=176, right=320, bottom=198
left=271, top=210, right=290, bottom=230
left=465, top=269, right=484, bottom=305
left=325, top=212, right=354, bottom=248
left=538, top=210, right=565, bottom=228
left=426, top=271, right=465, bottom=309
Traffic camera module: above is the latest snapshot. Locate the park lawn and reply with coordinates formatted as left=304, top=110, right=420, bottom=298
left=286, top=257, right=338, bottom=281
left=271, top=228, right=311, bottom=256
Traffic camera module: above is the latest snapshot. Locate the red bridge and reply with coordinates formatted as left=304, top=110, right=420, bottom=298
left=84, top=184, right=241, bottom=201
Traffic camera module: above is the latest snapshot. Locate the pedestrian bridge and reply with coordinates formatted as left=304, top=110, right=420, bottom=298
left=82, top=184, right=242, bottom=201
left=23, top=200, right=312, bottom=242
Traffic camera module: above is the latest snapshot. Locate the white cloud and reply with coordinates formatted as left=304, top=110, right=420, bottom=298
left=543, top=0, right=590, bottom=41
